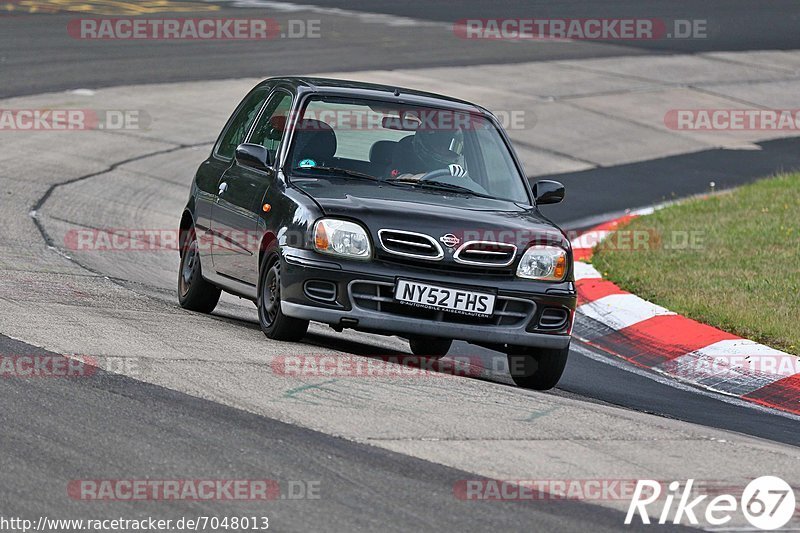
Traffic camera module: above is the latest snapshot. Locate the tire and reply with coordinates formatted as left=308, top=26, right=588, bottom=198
left=178, top=227, right=221, bottom=313
left=257, top=256, right=309, bottom=341
left=408, top=335, right=452, bottom=358
left=507, top=344, right=570, bottom=391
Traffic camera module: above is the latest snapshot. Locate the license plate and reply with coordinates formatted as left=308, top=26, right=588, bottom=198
left=394, top=279, right=495, bottom=317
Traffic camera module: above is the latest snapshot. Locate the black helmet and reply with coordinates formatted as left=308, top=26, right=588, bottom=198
left=412, top=129, right=459, bottom=166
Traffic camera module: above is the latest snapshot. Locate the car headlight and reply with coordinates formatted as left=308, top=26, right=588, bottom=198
left=516, top=245, right=568, bottom=281
left=314, top=218, right=371, bottom=259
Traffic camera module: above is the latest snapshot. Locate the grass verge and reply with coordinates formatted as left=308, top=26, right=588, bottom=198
left=591, top=172, right=800, bottom=355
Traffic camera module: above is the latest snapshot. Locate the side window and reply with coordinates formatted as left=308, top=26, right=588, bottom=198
left=248, top=91, right=293, bottom=163
left=471, top=124, right=522, bottom=199
left=215, top=88, right=269, bottom=160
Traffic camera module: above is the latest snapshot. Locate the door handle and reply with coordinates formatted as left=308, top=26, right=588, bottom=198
left=218, top=182, right=228, bottom=196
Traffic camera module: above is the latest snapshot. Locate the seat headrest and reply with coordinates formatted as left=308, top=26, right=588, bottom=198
left=369, top=140, right=396, bottom=165
left=293, top=119, right=337, bottom=162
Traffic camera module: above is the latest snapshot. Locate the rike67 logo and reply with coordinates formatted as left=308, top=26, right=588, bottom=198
left=626, top=476, right=796, bottom=529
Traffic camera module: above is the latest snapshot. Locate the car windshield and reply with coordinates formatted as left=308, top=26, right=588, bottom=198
left=287, top=96, right=530, bottom=203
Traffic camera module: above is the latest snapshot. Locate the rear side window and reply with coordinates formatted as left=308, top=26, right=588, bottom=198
left=215, top=87, right=268, bottom=160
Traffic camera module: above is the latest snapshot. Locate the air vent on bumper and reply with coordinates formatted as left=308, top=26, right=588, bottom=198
left=538, top=308, right=569, bottom=330
left=304, top=280, right=337, bottom=303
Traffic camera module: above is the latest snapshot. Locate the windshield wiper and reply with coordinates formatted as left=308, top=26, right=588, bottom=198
left=396, top=179, right=494, bottom=199
left=293, top=166, right=381, bottom=182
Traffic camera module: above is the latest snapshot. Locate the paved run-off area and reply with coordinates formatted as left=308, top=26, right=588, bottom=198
left=1, top=50, right=800, bottom=527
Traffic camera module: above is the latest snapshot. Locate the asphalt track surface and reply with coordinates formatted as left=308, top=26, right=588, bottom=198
left=539, top=136, right=800, bottom=225
left=288, top=0, right=800, bottom=53
left=1, top=0, right=799, bottom=530
left=0, top=2, right=651, bottom=98
left=3, top=0, right=800, bottom=98
left=3, top=335, right=683, bottom=532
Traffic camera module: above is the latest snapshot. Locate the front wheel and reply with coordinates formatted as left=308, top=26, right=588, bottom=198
left=258, top=258, right=309, bottom=342
left=178, top=227, right=221, bottom=313
left=507, top=344, right=570, bottom=391
left=408, top=335, right=452, bottom=358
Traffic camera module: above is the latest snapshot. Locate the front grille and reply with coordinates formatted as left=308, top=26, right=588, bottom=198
left=378, top=230, right=443, bottom=261
left=349, top=280, right=534, bottom=327
left=454, top=241, right=517, bottom=267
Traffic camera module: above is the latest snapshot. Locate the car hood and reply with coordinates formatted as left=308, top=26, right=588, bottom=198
left=292, top=179, right=568, bottom=249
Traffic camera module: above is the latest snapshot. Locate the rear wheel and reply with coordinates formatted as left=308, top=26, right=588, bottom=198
left=507, top=344, right=570, bottom=391
left=178, top=227, right=221, bottom=313
left=258, top=257, right=309, bottom=341
left=408, top=335, right=452, bottom=359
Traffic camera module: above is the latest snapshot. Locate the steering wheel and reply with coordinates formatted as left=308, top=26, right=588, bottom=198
left=417, top=168, right=454, bottom=182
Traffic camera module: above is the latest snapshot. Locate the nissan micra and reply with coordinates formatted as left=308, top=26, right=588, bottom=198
left=178, top=77, right=576, bottom=390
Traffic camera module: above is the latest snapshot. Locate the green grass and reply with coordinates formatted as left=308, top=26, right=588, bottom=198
left=591, top=173, right=800, bottom=355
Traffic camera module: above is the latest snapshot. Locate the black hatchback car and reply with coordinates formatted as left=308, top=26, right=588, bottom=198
left=178, top=77, right=576, bottom=390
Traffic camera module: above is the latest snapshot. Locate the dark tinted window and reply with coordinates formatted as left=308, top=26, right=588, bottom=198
left=215, top=87, right=268, bottom=159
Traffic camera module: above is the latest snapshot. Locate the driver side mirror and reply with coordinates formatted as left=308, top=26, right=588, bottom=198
left=532, top=180, right=565, bottom=205
left=235, top=143, right=272, bottom=171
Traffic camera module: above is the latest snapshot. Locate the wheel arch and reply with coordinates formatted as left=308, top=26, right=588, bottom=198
left=258, top=233, right=280, bottom=270
left=256, top=234, right=281, bottom=301
left=178, top=210, right=195, bottom=257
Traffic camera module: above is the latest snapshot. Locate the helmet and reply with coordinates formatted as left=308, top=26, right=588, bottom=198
left=412, top=129, right=459, bottom=166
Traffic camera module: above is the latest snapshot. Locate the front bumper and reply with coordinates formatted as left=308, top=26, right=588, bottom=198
left=280, top=248, right=576, bottom=349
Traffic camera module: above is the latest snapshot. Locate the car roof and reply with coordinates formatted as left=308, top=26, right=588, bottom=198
left=258, top=76, right=490, bottom=115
